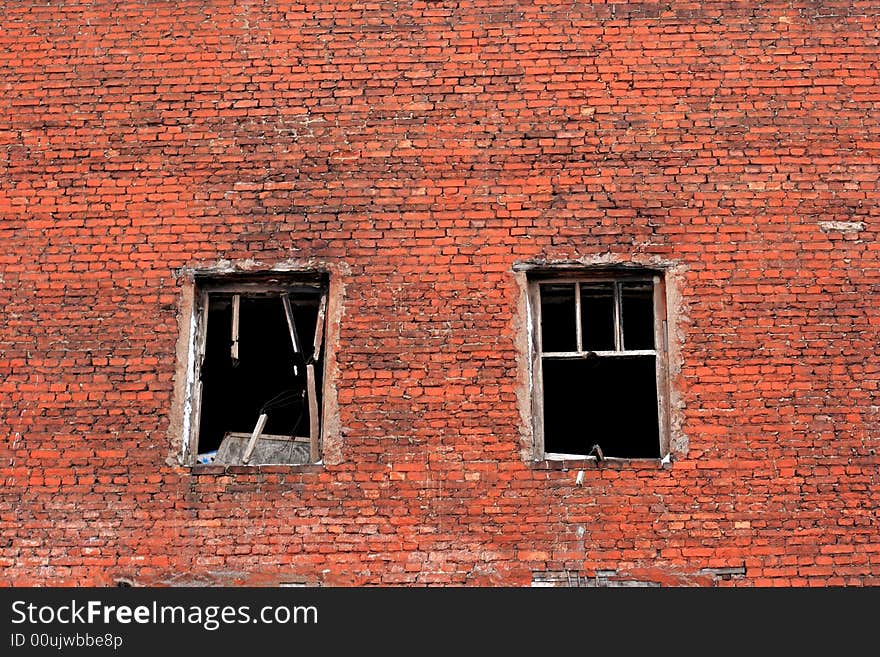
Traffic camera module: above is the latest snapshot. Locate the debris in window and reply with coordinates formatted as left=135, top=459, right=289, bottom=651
left=196, top=451, right=217, bottom=465
left=280, top=292, right=302, bottom=379
left=312, top=295, right=327, bottom=361
left=241, top=412, right=269, bottom=464
left=213, top=433, right=311, bottom=465
left=280, top=292, right=301, bottom=352
left=192, top=275, right=327, bottom=466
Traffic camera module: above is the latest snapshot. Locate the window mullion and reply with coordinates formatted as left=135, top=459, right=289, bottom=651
left=574, top=282, right=582, bottom=352
left=613, top=281, right=623, bottom=351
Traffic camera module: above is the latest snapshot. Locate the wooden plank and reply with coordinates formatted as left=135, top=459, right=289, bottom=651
left=527, top=281, right=546, bottom=459
left=200, top=281, right=325, bottom=295
left=612, top=281, right=623, bottom=351
left=189, top=292, right=211, bottom=462
left=653, top=275, right=671, bottom=458
left=241, top=412, right=268, bottom=464
left=312, top=294, right=327, bottom=361
left=281, top=293, right=301, bottom=354
left=198, top=293, right=210, bottom=364
left=306, top=363, right=320, bottom=462
left=222, top=432, right=311, bottom=444
left=230, top=294, right=240, bottom=363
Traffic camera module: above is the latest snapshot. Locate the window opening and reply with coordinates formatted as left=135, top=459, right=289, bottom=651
left=532, top=273, right=667, bottom=460
left=190, top=275, right=328, bottom=466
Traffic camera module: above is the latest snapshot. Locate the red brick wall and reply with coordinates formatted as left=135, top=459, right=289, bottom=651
left=2, top=0, right=879, bottom=586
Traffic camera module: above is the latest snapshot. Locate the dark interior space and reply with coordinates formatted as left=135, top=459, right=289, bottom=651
left=542, top=355, right=660, bottom=458
left=621, top=282, right=654, bottom=350
left=579, top=283, right=615, bottom=351
left=540, top=283, right=576, bottom=352
left=197, top=292, right=321, bottom=454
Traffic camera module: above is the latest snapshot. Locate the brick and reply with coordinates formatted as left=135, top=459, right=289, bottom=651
left=1, top=0, right=879, bottom=588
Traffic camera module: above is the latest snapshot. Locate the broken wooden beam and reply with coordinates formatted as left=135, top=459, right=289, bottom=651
left=198, top=293, right=210, bottom=364
left=281, top=293, right=301, bottom=354
left=312, top=294, right=327, bottom=362
left=306, top=363, right=319, bottom=462
left=241, top=412, right=268, bottom=464
left=230, top=293, right=240, bottom=364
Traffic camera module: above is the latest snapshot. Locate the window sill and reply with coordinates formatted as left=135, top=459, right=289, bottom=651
left=189, top=462, right=324, bottom=475
left=532, top=453, right=673, bottom=471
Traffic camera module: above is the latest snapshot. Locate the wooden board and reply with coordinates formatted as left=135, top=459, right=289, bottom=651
left=312, top=294, right=327, bottom=360
left=307, top=363, right=320, bottom=462
left=241, top=413, right=268, bottom=464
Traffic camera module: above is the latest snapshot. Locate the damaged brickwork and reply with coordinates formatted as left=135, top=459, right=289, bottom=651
left=2, top=1, right=880, bottom=586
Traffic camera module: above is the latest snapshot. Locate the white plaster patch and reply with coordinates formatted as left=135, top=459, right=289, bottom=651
left=818, top=221, right=865, bottom=233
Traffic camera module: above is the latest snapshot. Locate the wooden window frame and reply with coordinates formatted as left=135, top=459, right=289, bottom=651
left=528, top=269, right=670, bottom=461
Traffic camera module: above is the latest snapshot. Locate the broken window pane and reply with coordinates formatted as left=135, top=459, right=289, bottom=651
left=621, top=282, right=654, bottom=350
left=579, top=283, right=616, bottom=351
left=541, top=355, right=660, bottom=459
left=540, top=283, right=576, bottom=352
left=193, top=279, right=326, bottom=466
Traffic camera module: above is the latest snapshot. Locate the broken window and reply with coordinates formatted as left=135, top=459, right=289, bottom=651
left=188, top=273, right=328, bottom=466
left=530, top=271, right=669, bottom=460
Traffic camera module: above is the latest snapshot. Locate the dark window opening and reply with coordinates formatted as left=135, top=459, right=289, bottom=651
left=621, top=282, right=654, bottom=350
left=533, top=273, right=666, bottom=460
left=579, top=283, right=616, bottom=352
left=540, top=283, right=577, bottom=352
left=542, top=356, right=659, bottom=459
left=191, top=275, right=328, bottom=466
